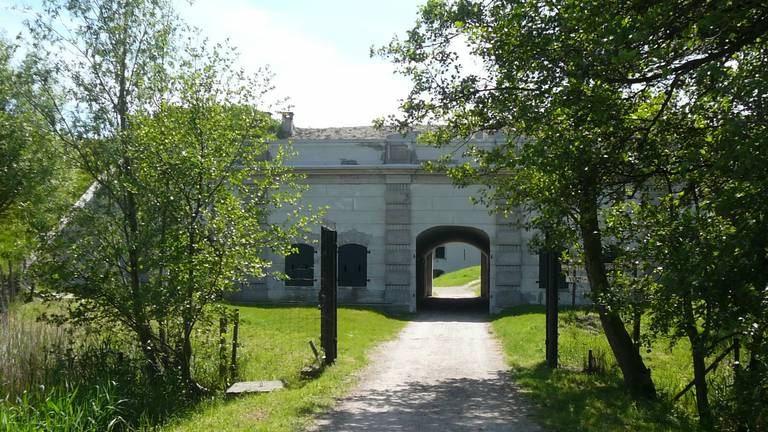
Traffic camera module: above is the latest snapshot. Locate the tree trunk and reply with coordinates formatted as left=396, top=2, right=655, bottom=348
left=580, top=196, right=656, bottom=398
left=180, top=324, right=194, bottom=388
left=679, top=275, right=712, bottom=428
left=179, top=322, right=208, bottom=396
left=687, top=326, right=713, bottom=430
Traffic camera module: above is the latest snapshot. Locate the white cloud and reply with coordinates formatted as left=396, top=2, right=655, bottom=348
left=178, top=0, right=411, bottom=128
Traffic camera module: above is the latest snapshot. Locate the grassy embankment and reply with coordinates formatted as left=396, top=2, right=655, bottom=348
left=0, top=303, right=408, bottom=431
left=432, top=265, right=480, bottom=287
left=163, top=305, right=408, bottom=432
left=492, top=305, right=709, bottom=432
left=432, top=265, right=481, bottom=296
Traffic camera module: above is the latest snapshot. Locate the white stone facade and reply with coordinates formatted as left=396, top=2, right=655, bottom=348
left=432, top=243, right=481, bottom=276
left=229, top=116, right=591, bottom=312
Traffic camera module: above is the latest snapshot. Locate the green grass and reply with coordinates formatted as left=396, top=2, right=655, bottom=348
left=1, top=302, right=143, bottom=431
left=492, top=306, right=699, bottom=432
left=163, top=305, right=409, bottom=432
left=1, top=302, right=408, bottom=431
left=432, top=265, right=480, bottom=287
left=0, top=381, right=128, bottom=432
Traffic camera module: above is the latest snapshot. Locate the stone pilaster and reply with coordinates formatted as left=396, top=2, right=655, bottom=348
left=494, top=209, right=523, bottom=309
left=384, top=181, right=412, bottom=307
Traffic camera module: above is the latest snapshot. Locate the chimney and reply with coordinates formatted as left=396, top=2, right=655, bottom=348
left=278, top=111, right=294, bottom=138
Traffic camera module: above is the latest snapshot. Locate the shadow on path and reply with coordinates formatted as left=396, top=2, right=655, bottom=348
left=314, top=371, right=537, bottom=432
left=417, top=297, right=489, bottom=321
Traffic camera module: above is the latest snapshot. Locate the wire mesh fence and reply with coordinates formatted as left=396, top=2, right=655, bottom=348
left=226, top=302, right=321, bottom=384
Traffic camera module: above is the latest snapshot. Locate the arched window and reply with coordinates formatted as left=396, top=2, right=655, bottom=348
left=338, top=243, right=367, bottom=287
left=285, top=243, right=314, bottom=286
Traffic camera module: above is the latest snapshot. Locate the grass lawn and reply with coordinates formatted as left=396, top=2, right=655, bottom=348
left=432, top=265, right=480, bottom=287
left=492, top=306, right=700, bottom=432
left=163, top=305, right=409, bottom=432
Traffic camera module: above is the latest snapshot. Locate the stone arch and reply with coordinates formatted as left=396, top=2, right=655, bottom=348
left=337, top=228, right=372, bottom=247
left=415, top=225, right=491, bottom=309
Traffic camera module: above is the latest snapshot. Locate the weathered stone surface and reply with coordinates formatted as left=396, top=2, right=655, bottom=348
left=385, top=229, right=410, bottom=245
left=493, top=287, right=524, bottom=308
left=384, top=286, right=411, bottom=304
left=385, top=271, right=410, bottom=285
left=386, top=143, right=413, bottom=164
left=496, top=267, right=522, bottom=286
left=226, top=381, right=284, bottom=396
left=385, top=190, right=410, bottom=204
left=496, top=230, right=522, bottom=245
left=385, top=208, right=410, bottom=224
left=338, top=287, right=386, bottom=304
left=495, top=250, right=522, bottom=266
left=384, top=249, right=411, bottom=265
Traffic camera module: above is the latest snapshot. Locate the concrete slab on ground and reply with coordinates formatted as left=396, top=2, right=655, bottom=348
left=226, top=380, right=284, bottom=396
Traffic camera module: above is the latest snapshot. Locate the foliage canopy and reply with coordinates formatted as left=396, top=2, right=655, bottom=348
left=378, top=0, right=768, bottom=426
left=29, top=0, right=316, bottom=392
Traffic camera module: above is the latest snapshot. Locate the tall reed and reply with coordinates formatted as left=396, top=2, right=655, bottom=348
left=0, top=308, right=69, bottom=400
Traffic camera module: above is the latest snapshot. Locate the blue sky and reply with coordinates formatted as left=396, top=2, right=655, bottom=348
left=0, top=0, right=427, bottom=127
left=244, top=0, right=422, bottom=61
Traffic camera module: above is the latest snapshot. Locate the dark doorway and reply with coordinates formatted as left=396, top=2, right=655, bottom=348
left=415, top=226, right=490, bottom=312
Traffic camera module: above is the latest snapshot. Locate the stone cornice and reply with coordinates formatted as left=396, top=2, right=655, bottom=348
left=291, top=164, right=428, bottom=175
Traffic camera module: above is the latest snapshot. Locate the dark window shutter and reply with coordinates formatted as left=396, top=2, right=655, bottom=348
left=338, top=244, right=367, bottom=287
left=285, top=243, right=314, bottom=286
left=435, top=246, right=446, bottom=259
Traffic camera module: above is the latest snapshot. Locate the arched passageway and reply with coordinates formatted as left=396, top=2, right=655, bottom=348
left=415, top=226, right=490, bottom=311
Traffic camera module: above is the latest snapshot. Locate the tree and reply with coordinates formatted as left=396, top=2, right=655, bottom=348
left=30, top=0, right=314, bottom=391
left=27, top=0, right=180, bottom=381
left=127, top=44, right=314, bottom=390
left=377, top=0, right=657, bottom=398
left=378, top=0, right=768, bottom=423
left=0, top=39, right=58, bottom=250
left=626, top=13, right=768, bottom=425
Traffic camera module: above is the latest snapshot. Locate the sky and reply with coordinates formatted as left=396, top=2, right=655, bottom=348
left=0, top=0, right=426, bottom=127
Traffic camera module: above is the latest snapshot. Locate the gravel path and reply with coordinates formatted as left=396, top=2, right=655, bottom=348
left=311, top=310, right=542, bottom=431
left=432, top=280, right=480, bottom=298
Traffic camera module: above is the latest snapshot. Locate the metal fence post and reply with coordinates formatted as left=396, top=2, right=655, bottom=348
left=320, top=226, right=338, bottom=365
left=230, top=309, right=239, bottom=383
left=540, top=249, right=559, bottom=369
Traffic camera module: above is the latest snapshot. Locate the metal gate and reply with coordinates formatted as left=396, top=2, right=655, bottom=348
left=319, top=226, right=337, bottom=364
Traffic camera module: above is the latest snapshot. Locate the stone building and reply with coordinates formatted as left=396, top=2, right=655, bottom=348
left=230, top=113, right=589, bottom=312
left=432, top=243, right=481, bottom=277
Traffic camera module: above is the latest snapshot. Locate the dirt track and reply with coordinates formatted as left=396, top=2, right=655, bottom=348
left=432, top=280, right=480, bottom=299
left=311, top=309, right=542, bottom=431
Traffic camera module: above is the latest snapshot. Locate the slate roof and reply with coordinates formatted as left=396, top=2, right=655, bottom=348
left=288, top=124, right=501, bottom=142
left=292, top=126, right=405, bottom=140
